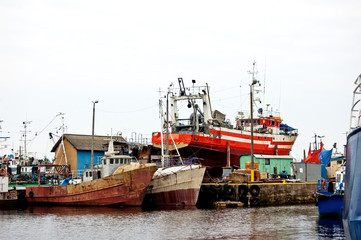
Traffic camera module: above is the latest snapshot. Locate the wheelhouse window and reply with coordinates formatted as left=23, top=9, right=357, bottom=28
left=103, top=159, right=107, bottom=165
left=110, top=158, right=114, bottom=164
left=115, top=159, right=119, bottom=164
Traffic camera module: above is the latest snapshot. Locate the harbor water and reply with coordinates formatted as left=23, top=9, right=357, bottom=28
left=0, top=204, right=344, bottom=240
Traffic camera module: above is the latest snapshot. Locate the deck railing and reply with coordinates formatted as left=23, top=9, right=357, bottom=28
left=154, top=157, right=200, bottom=168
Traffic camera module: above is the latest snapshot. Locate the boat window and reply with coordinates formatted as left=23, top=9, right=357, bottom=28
left=271, top=121, right=275, bottom=126
left=86, top=172, right=89, bottom=177
left=110, top=158, right=114, bottom=164
left=254, top=120, right=257, bottom=125
left=241, top=120, right=244, bottom=126
left=103, top=159, right=106, bottom=165
left=89, top=172, right=92, bottom=177
left=257, top=120, right=260, bottom=125
left=115, top=159, right=119, bottom=164
left=120, top=158, right=124, bottom=164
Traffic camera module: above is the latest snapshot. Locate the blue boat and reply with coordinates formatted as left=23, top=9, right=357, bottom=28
left=343, top=74, right=361, bottom=239
left=316, top=168, right=345, bottom=216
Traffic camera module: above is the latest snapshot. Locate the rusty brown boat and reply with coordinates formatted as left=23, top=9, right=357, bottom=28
left=26, top=155, right=156, bottom=207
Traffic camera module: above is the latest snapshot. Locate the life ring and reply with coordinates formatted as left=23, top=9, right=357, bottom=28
left=0, top=168, right=5, bottom=176
left=268, top=128, right=273, bottom=134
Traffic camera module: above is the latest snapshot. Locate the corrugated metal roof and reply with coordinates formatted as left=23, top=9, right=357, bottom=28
left=51, top=134, right=126, bottom=152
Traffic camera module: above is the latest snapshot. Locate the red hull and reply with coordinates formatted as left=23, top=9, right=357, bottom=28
left=26, top=164, right=156, bottom=207
left=0, top=199, right=18, bottom=208
left=152, top=188, right=201, bottom=206
left=152, top=129, right=297, bottom=168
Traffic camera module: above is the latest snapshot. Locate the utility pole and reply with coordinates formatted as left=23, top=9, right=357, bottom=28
left=248, top=61, right=258, bottom=170
left=91, top=100, right=98, bottom=180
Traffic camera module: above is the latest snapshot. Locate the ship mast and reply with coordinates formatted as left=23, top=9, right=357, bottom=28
left=22, top=120, right=32, bottom=160
left=158, top=88, right=165, bottom=167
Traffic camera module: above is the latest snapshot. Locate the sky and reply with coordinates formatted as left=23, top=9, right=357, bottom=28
left=1, top=0, right=360, bottom=160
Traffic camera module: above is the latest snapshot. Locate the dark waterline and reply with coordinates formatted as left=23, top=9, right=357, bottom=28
left=0, top=205, right=345, bottom=240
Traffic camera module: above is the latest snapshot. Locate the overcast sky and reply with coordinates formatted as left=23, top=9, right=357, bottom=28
left=1, top=0, right=360, bottom=160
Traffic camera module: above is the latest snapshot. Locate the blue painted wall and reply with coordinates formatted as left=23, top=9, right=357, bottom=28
left=76, top=150, right=104, bottom=176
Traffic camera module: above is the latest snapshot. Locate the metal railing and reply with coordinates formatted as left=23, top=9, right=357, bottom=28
left=154, top=157, right=200, bottom=168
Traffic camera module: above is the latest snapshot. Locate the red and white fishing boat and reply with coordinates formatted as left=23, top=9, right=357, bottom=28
left=152, top=63, right=298, bottom=176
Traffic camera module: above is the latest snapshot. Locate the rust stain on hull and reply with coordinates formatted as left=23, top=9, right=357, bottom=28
left=26, top=163, right=156, bottom=206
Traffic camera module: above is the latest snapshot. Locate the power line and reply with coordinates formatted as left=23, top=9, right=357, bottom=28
left=98, top=104, right=157, bottom=114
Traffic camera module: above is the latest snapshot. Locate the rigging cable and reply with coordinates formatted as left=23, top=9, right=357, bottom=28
left=28, top=113, right=64, bottom=147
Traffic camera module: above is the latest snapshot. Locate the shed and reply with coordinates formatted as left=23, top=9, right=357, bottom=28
left=51, top=134, right=126, bottom=178
left=240, top=154, right=295, bottom=175
left=292, top=162, right=321, bottom=182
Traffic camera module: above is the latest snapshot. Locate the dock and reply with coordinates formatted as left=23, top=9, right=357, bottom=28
left=197, top=181, right=317, bottom=208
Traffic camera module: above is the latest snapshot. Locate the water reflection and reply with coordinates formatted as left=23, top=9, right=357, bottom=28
left=24, top=205, right=142, bottom=216
left=0, top=204, right=346, bottom=240
left=318, top=217, right=345, bottom=239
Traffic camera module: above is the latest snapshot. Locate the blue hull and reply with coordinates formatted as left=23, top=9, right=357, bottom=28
left=344, top=127, right=361, bottom=239
left=317, top=193, right=343, bottom=216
